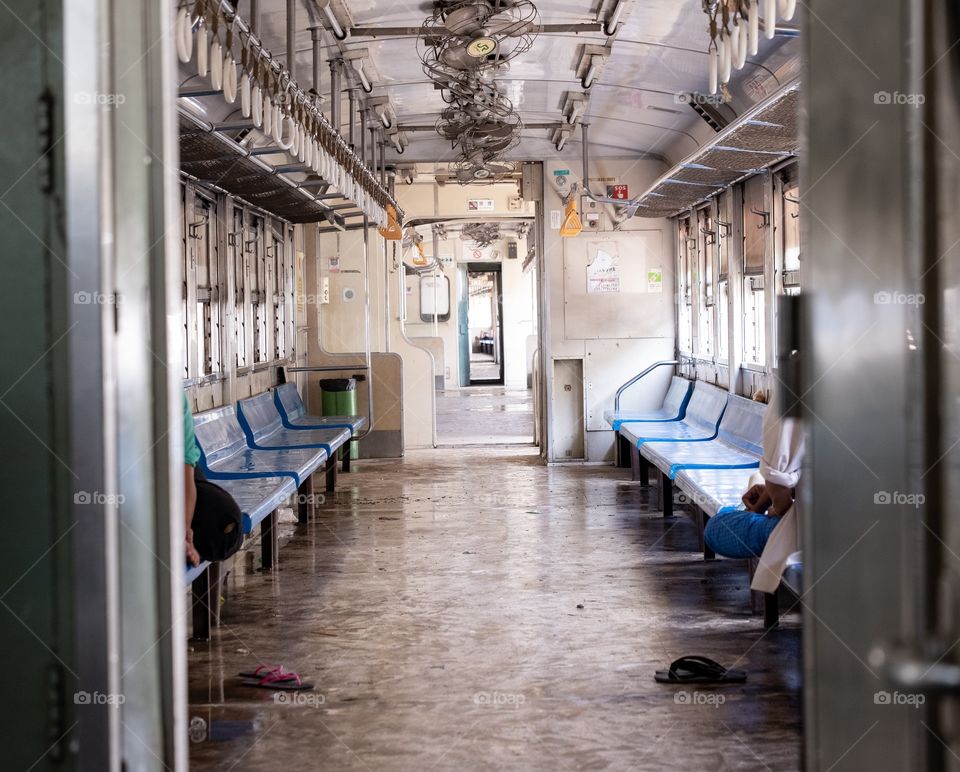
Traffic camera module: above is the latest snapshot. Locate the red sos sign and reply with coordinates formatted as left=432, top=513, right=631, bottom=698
left=607, top=184, right=629, bottom=200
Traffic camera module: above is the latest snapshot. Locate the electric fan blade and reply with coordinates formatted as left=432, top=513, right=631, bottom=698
left=472, top=122, right=514, bottom=139
left=485, top=15, right=534, bottom=36
left=443, top=2, right=491, bottom=35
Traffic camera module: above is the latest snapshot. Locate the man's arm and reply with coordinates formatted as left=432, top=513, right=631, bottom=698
left=184, top=464, right=200, bottom=567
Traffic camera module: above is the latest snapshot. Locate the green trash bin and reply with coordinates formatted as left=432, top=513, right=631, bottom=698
left=319, top=378, right=359, bottom=460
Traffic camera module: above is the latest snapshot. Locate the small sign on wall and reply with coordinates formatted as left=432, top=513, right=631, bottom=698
left=467, top=199, right=494, bottom=211
left=586, top=242, right=621, bottom=294
left=463, top=240, right=492, bottom=260
left=647, top=269, right=663, bottom=293
left=607, top=184, right=629, bottom=200
left=550, top=210, right=562, bottom=230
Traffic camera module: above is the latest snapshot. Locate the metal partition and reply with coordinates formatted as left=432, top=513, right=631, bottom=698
left=803, top=0, right=928, bottom=766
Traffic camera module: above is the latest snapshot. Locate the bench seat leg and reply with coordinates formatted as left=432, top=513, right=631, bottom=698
left=639, top=454, right=649, bottom=486
left=208, top=561, right=222, bottom=629
left=326, top=453, right=339, bottom=493
left=261, top=510, right=279, bottom=570
left=699, top=511, right=715, bottom=560
left=616, top=433, right=631, bottom=468
left=747, top=558, right=779, bottom=628
left=763, top=592, right=780, bottom=630
left=662, top=472, right=673, bottom=518
left=630, top=444, right=641, bottom=482
left=297, top=477, right=313, bottom=524
left=342, top=445, right=352, bottom=473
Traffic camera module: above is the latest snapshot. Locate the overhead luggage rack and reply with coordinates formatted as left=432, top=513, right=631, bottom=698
left=179, top=115, right=345, bottom=224
left=633, top=82, right=801, bottom=218
left=175, top=0, right=403, bottom=227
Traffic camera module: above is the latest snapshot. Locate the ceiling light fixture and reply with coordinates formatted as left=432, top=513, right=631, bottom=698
left=368, top=96, right=394, bottom=129
left=564, top=92, right=588, bottom=125
left=604, top=0, right=626, bottom=36
left=577, top=46, right=609, bottom=90
left=318, top=0, right=347, bottom=41
left=387, top=129, right=407, bottom=154
left=345, top=50, right=373, bottom=93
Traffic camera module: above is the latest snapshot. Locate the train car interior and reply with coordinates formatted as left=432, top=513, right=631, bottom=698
left=2, top=0, right=959, bottom=769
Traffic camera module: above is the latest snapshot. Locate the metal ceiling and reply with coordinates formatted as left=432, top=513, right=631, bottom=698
left=242, top=0, right=801, bottom=166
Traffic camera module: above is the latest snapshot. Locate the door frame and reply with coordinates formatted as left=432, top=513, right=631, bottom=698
left=465, top=262, right=505, bottom=386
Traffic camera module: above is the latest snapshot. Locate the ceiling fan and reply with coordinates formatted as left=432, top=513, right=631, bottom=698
left=420, top=0, right=539, bottom=74
left=451, top=155, right=517, bottom=184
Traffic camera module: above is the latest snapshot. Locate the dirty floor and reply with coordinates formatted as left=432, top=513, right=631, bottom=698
left=188, top=447, right=801, bottom=771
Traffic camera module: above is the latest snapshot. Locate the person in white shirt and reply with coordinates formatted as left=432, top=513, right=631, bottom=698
left=703, top=387, right=804, bottom=593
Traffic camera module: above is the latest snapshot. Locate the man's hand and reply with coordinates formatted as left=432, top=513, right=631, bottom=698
left=766, top=482, right=795, bottom=517
left=185, top=528, right=201, bottom=567
left=742, top=483, right=772, bottom=513
left=185, top=464, right=199, bottom=566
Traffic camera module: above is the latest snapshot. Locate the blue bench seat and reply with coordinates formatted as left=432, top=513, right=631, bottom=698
left=213, top=475, right=299, bottom=534
left=238, top=392, right=352, bottom=455
left=620, top=419, right=718, bottom=447
left=642, top=395, right=765, bottom=480
left=644, top=395, right=765, bottom=518
left=619, top=381, right=728, bottom=448
left=643, top=438, right=760, bottom=481
left=674, top=467, right=757, bottom=516
left=184, top=474, right=296, bottom=620
left=604, top=376, right=693, bottom=430
left=621, top=381, right=729, bottom=482
left=274, top=383, right=367, bottom=434
left=185, top=561, right=210, bottom=585
left=193, top=405, right=327, bottom=487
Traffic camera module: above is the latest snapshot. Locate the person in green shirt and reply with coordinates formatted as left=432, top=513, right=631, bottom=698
left=183, top=393, right=202, bottom=566
left=183, top=393, right=242, bottom=567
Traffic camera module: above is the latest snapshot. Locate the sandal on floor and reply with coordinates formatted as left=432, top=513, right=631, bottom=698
left=239, top=669, right=314, bottom=691
left=238, top=664, right=298, bottom=680
left=654, top=655, right=747, bottom=684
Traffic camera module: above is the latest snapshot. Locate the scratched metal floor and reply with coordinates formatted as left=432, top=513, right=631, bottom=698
left=187, top=447, right=801, bottom=771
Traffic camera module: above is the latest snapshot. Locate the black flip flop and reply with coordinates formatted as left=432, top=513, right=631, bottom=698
left=654, top=655, right=747, bottom=684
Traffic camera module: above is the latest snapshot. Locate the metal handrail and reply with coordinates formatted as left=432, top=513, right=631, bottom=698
left=613, top=360, right=680, bottom=413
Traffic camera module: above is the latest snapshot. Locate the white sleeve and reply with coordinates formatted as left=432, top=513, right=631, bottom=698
left=759, top=390, right=804, bottom=488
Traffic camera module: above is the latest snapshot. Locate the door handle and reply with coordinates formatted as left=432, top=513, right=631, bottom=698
left=870, top=643, right=960, bottom=695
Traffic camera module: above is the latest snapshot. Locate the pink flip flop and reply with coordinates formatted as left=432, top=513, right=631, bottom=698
left=239, top=667, right=314, bottom=691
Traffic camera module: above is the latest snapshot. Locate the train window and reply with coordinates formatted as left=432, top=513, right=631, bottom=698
left=677, top=217, right=694, bottom=354
left=271, top=231, right=293, bottom=360
left=779, top=166, right=801, bottom=294
left=420, top=273, right=451, bottom=322
left=181, top=187, right=190, bottom=379
left=249, top=216, right=268, bottom=365
left=716, top=192, right=731, bottom=361
left=192, top=195, right=221, bottom=377
left=742, top=176, right=768, bottom=366
left=697, top=207, right=715, bottom=359
left=233, top=208, right=248, bottom=369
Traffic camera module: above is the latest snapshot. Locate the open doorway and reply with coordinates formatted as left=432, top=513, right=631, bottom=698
left=400, top=217, right=538, bottom=446
left=465, top=265, right=503, bottom=385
